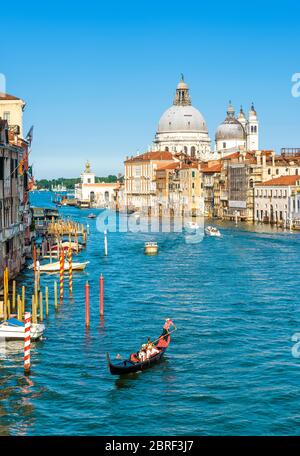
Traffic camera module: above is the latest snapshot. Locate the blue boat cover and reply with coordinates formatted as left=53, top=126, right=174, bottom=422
left=6, top=318, right=24, bottom=327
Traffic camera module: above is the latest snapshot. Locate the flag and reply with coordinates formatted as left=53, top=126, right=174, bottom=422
left=25, top=126, right=34, bottom=146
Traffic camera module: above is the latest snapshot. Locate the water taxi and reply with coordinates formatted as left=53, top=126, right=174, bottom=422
left=205, top=226, right=221, bottom=237
left=144, top=242, right=158, bottom=255
left=0, top=318, right=45, bottom=341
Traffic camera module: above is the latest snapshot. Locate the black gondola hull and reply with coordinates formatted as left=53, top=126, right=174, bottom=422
left=106, top=347, right=167, bottom=375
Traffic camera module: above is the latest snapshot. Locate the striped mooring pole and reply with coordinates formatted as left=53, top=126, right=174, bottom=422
left=24, top=312, right=31, bottom=374
left=68, top=247, right=73, bottom=294
left=59, top=249, right=64, bottom=300
left=85, top=281, right=90, bottom=327
left=100, top=274, right=104, bottom=316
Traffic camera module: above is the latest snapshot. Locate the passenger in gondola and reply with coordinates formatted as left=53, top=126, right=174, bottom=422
left=138, top=345, right=147, bottom=362
left=146, top=341, right=159, bottom=359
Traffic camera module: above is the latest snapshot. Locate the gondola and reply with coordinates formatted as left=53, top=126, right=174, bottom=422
left=106, top=329, right=174, bottom=375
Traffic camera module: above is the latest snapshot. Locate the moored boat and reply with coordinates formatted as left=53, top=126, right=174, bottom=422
left=33, top=260, right=89, bottom=272
left=88, top=213, right=96, bottom=219
left=0, top=318, right=45, bottom=341
left=144, top=241, right=158, bottom=255
left=205, top=225, right=221, bottom=237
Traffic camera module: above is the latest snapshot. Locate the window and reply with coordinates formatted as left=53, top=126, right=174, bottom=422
left=192, top=171, right=195, bottom=178
left=223, top=142, right=226, bottom=149
left=276, top=169, right=279, bottom=175
left=0, top=157, right=4, bottom=180
left=3, top=111, right=10, bottom=122
left=191, top=146, right=196, bottom=157
left=268, top=168, right=271, bottom=175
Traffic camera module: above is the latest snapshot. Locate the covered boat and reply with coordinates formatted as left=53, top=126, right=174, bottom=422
left=0, top=318, right=45, bottom=341
left=36, top=260, right=89, bottom=272
left=106, top=327, right=175, bottom=375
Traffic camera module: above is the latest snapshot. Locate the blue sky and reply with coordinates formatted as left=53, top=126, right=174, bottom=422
left=1, top=0, right=300, bottom=179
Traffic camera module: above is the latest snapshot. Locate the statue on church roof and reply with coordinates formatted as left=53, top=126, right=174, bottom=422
left=85, top=160, right=91, bottom=173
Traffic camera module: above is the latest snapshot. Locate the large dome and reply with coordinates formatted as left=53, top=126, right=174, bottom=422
left=158, top=105, right=208, bottom=133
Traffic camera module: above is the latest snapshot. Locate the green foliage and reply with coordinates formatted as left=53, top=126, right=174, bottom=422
left=36, top=176, right=119, bottom=190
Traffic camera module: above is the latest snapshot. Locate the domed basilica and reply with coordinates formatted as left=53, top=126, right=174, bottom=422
left=152, top=76, right=259, bottom=160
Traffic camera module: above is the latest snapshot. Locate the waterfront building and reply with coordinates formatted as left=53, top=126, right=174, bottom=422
left=215, top=102, right=259, bottom=154
left=201, top=161, right=221, bottom=217
left=0, top=92, right=26, bottom=138
left=124, top=151, right=176, bottom=210
left=152, top=76, right=212, bottom=160
left=75, top=161, right=119, bottom=208
left=254, top=175, right=300, bottom=224
left=0, top=114, right=31, bottom=283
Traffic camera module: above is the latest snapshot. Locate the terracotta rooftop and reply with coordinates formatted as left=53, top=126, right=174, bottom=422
left=156, top=162, right=180, bottom=171
left=259, top=175, right=300, bottom=186
left=125, top=151, right=174, bottom=162
left=0, top=92, right=21, bottom=101
left=201, top=161, right=221, bottom=173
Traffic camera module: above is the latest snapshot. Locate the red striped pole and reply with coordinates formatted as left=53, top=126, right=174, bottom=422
left=100, top=274, right=104, bottom=316
left=59, top=249, right=64, bottom=300
left=85, top=281, right=90, bottom=327
left=33, top=244, right=37, bottom=273
left=24, top=312, right=31, bottom=374
left=68, top=247, right=73, bottom=295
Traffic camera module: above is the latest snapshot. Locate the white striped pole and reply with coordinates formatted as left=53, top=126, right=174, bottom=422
left=24, top=312, right=31, bottom=374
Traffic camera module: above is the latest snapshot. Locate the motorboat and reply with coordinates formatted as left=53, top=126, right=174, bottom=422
left=88, top=213, right=96, bottom=219
left=0, top=318, right=45, bottom=341
left=144, top=242, right=158, bottom=255
left=205, top=226, right=221, bottom=237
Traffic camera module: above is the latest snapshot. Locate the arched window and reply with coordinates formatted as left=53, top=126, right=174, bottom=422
left=268, top=168, right=271, bottom=175
left=90, top=191, right=95, bottom=202
left=104, top=191, right=109, bottom=202
left=223, top=142, right=226, bottom=149
left=165, top=146, right=169, bottom=152
left=184, top=146, right=188, bottom=153
left=249, top=179, right=254, bottom=188
left=191, top=146, right=196, bottom=157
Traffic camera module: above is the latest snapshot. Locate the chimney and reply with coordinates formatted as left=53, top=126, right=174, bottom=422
left=255, top=150, right=262, bottom=166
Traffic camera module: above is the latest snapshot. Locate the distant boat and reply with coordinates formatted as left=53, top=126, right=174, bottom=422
left=144, top=242, right=158, bottom=255
left=205, top=226, right=221, bottom=237
left=0, top=318, right=45, bottom=341
left=88, top=213, right=96, bottom=219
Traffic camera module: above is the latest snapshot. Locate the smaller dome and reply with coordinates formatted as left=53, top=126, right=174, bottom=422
left=215, top=102, right=246, bottom=141
left=215, top=121, right=245, bottom=141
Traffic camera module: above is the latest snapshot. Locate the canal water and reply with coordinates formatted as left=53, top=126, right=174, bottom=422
left=1, top=191, right=300, bottom=436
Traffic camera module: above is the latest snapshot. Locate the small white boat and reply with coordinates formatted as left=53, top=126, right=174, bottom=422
left=88, top=213, right=96, bottom=219
left=205, top=226, right=221, bottom=237
left=184, top=221, right=200, bottom=233
left=0, top=318, right=45, bottom=341
left=35, top=260, right=89, bottom=272
left=144, top=242, right=158, bottom=255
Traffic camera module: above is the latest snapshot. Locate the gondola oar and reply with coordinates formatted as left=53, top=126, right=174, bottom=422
left=150, top=326, right=177, bottom=345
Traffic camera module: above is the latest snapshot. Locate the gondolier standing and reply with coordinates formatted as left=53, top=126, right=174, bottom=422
left=157, top=318, right=175, bottom=348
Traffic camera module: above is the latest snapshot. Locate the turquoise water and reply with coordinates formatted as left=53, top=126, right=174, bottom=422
left=1, top=191, right=300, bottom=436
